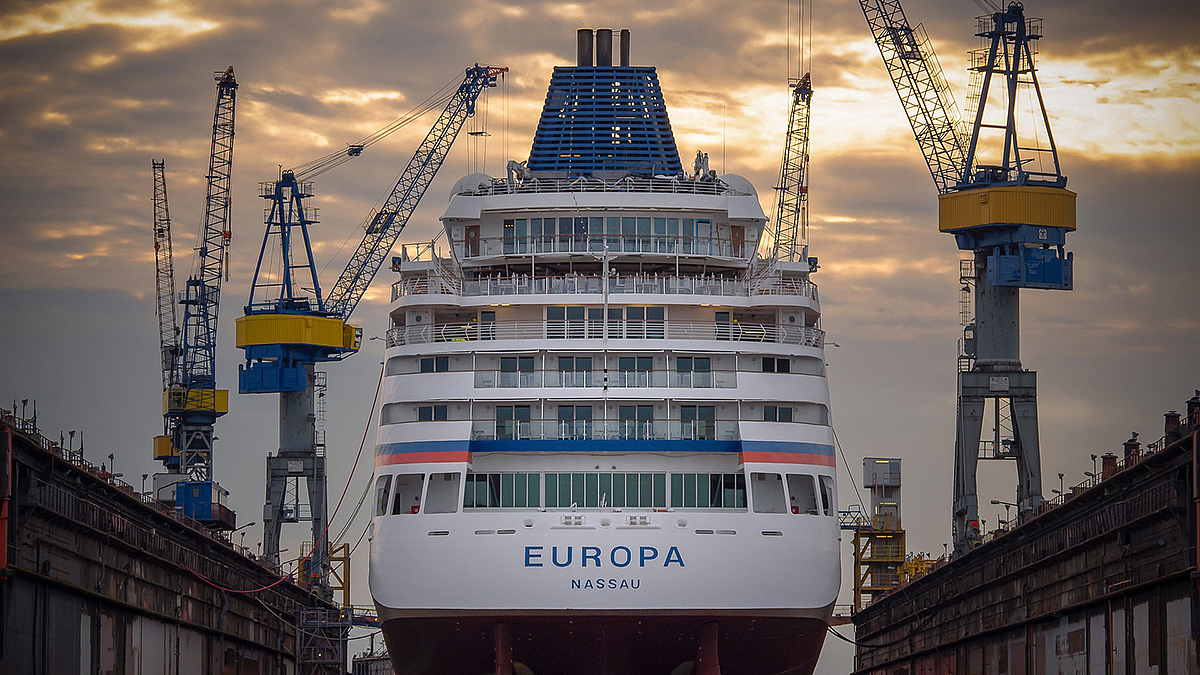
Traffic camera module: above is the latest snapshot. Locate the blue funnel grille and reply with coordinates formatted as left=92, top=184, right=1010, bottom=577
left=528, top=66, right=683, bottom=176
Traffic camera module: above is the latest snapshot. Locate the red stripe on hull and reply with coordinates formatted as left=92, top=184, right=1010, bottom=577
left=739, top=452, right=836, bottom=466
left=376, top=451, right=471, bottom=466
left=380, top=614, right=828, bottom=675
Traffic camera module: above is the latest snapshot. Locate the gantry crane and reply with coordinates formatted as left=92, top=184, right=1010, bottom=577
left=236, top=64, right=506, bottom=596
left=859, top=1, right=1075, bottom=554
left=151, top=67, right=239, bottom=529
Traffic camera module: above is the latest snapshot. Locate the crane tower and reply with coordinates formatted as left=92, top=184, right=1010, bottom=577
left=860, top=1, right=1075, bottom=554
left=237, top=65, right=506, bottom=597
left=151, top=67, right=239, bottom=529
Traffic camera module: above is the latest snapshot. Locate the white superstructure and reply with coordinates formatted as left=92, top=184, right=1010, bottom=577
left=370, top=30, right=839, bottom=675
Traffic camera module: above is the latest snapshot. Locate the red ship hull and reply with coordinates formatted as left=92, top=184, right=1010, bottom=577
left=380, top=612, right=829, bottom=675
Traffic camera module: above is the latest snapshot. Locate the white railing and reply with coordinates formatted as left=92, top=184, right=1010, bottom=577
left=387, top=320, right=824, bottom=348
left=393, top=273, right=818, bottom=302
left=472, top=369, right=736, bottom=389
left=459, top=419, right=740, bottom=442
left=457, top=234, right=747, bottom=259
left=459, top=175, right=749, bottom=197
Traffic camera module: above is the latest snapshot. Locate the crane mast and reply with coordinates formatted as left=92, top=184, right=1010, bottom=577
left=153, top=67, right=239, bottom=530
left=152, top=160, right=181, bottom=394
left=860, top=1, right=1076, bottom=555
left=236, top=64, right=506, bottom=598
left=772, top=73, right=813, bottom=264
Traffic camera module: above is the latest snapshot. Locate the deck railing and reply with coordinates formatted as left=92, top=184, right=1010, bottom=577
left=393, top=273, right=818, bottom=302
left=472, top=369, right=737, bottom=389
left=460, top=175, right=748, bottom=197
left=387, top=320, right=824, bottom=348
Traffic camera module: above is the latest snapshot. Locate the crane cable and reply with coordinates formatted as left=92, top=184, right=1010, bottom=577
left=185, top=360, right=385, bottom=594
left=290, top=72, right=465, bottom=181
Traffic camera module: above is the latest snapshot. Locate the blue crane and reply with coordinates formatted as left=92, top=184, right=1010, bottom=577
left=236, top=64, right=505, bottom=595
left=859, top=1, right=1075, bottom=554
left=151, top=67, right=239, bottom=530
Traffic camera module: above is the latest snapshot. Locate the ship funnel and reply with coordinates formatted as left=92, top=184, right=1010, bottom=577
left=596, top=29, right=613, bottom=66
left=577, top=29, right=593, bottom=66
left=620, top=29, right=630, bottom=66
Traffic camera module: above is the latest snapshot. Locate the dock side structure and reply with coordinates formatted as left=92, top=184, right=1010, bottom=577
left=0, top=407, right=345, bottom=674
left=852, top=394, right=1200, bottom=674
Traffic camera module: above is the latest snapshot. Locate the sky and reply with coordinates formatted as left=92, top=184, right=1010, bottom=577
left=1, top=0, right=1198, bottom=671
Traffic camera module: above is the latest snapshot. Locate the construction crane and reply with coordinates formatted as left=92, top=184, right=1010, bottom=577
left=859, top=1, right=1075, bottom=555
left=151, top=66, right=239, bottom=530
left=152, top=160, right=181, bottom=391
left=772, top=72, right=814, bottom=265
left=236, top=64, right=506, bottom=597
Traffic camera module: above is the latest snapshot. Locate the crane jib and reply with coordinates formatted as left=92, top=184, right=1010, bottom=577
left=325, top=65, right=505, bottom=320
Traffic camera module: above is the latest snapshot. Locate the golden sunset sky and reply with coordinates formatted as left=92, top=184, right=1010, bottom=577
left=1, top=1, right=1197, bottom=669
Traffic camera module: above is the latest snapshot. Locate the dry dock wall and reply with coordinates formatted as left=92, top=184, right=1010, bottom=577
left=0, top=411, right=336, bottom=675
left=852, top=426, right=1198, bottom=675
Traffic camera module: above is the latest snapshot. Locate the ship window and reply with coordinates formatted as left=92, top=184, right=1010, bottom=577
left=374, top=475, right=392, bottom=517
left=762, top=357, right=790, bottom=373
left=425, top=472, right=460, bottom=514
left=676, top=357, right=712, bottom=387
left=787, top=474, right=819, bottom=515
left=680, top=405, right=716, bottom=440
left=418, top=405, right=448, bottom=422
left=420, top=356, right=449, bottom=373
left=669, top=473, right=746, bottom=509
left=764, top=405, right=793, bottom=422
left=819, top=475, right=836, bottom=516
left=617, top=404, right=654, bottom=439
left=464, top=472, right=540, bottom=509
left=616, top=357, right=653, bottom=387
left=500, top=356, right=535, bottom=387
left=751, top=473, right=787, bottom=514
left=557, top=405, right=593, bottom=439
left=391, top=473, right=424, bottom=515
left=496, top=405, right=532, bottom=440
left=544, top=472, right=667, bottom=508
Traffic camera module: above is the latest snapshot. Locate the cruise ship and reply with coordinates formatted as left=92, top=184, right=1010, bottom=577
left=370, top=29, right=840, bottom=675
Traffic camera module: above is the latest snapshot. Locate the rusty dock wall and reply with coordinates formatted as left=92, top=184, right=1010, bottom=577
left=0, top=410, right=340, bottom=675
left=852, top=425, right=1199, bottom=675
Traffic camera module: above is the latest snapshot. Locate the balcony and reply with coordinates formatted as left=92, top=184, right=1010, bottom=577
left=387, top=319, right=823, bottom=348
left=457, top=233, right=747, bottom=259
left=473, top=369, right=736, bottom=389
left=393, top=273, right=818, bottom=302
left=465, top=418, right=740, bottom=442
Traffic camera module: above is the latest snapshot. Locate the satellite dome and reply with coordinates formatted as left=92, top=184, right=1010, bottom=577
left=449, top=173, right=493, bottom=198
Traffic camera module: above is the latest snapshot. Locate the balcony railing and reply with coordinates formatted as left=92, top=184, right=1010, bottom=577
left=457, top=234, right=747, bottom=259
left=387, top=320, right=824, bottom=348
left=459, top=175, right=748, bottom=197
left=393, top=273, right=818, bottom=302
left=473, top=369, right=736, bottom=389
left=461, top=418, right=739, bottom=442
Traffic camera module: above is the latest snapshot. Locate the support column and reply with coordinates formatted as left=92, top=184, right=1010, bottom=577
left=494, top=623, right=513, bottom=675
left=696, top=622, right=720, bottom=675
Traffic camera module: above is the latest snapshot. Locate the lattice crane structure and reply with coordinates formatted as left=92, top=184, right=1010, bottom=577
left=150, top=67, right=239, bottom=529
left=236, top=64, right=506, bottom=598
left=772, top=73, right=814, bottom=265
left=859, top=1, right=1076, bottom=555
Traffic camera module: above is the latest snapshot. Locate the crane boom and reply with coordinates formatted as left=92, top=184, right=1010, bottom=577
left=325, top=65, right=506, bottom=319
left=859, top=0, right=968, bottom=193
left=236, top=63, right=505, bottom=596
left=152, top=160, right=180, bottom=392
left=772, top=74, right=813, bottom=264
left=179, top=66, right=238, bottom=399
